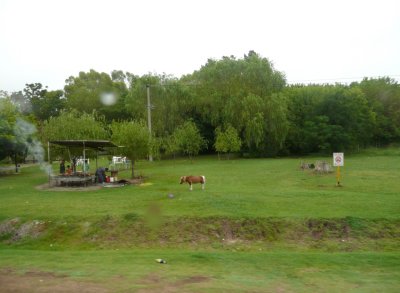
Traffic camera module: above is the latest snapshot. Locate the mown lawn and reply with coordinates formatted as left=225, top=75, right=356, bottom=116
left=1, top=249, right=399, bottom=293
left=0, top=151, right=399, bottom=292
left=0, top=154, right=399, bottom=219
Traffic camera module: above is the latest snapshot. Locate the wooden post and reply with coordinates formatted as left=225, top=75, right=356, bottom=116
left=336, top=166, right=341, bottom=186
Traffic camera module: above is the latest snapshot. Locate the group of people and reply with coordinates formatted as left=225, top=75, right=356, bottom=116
left=59, top=158, right=108, bottom=183
left=59, top=160, right=72, bottom=175
left=59, top=158, right=89, bottom=176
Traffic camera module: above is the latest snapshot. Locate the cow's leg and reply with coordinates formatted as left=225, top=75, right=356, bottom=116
left=201, top=182, right=205, bottom=190
left=189, top=183, right=193, bottom=191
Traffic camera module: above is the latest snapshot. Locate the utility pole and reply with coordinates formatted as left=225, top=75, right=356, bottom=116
left=146, top=85, right=153, bottom=162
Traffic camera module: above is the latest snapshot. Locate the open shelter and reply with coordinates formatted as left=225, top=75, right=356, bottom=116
left=48, top=140, right=118, bottom=187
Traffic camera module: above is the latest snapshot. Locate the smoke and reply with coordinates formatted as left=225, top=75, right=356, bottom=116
left=14, top=118, right=53, bottom=176
left=14, top=118, right=36, bottom=138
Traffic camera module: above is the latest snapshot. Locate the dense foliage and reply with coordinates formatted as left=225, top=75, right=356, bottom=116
left=111, top=120, right=150, bottom=177
left=41, top=110, right=109, bottom=159
left=0, top=99, right=39, bottom=168
left=1, top=52, right=400, bottom=161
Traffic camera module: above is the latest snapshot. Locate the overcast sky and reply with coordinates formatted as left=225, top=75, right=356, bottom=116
left=1, top=0, right=399, bottom=92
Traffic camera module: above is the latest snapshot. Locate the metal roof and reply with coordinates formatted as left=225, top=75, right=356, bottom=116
left=49, top=140, right=118, bottom=149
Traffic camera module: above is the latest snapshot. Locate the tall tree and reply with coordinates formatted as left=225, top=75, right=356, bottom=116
left=285, top=84, right=376, bottom=153
left=24, top=83, right=65, bottom=121
left=318, top=87, right=376, bottom=150
left=125, top=74, right=193, bottom=137
left=9, top=91, right=30, bottom=114
left=182, top=51, right=287, bottom=155
left=223, top=93, right=289, bottom=155
left=64, top=70, right=130, bottom=121
left=356, top=77, right=400, bottom=145
left=284, top=85, right=327, bottom=154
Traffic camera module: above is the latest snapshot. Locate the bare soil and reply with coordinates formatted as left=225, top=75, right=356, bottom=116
left=35, top=183, right=103, bottom=192
left=0, top=269, right=211, bottom=293
left=35, top=177, right=142, bottom=192
left=136, top=273, right=211, bottom=293
left=0, top=269, right=109, bottom=293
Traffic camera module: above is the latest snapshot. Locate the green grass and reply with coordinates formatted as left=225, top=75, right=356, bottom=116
left=1, top=249, right=399, bottom=292
left=0, top=154, right=399, bottom=219
left=1, top=152, right=399, bottom=292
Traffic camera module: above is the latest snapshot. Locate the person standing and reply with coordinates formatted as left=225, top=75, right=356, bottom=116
left=60, top=160, right=65, bottom=174
left=95, top=167, right=108, bottom=183
left=83, top=159, right=90, bottom=174
left=72, top=157, right=77, bottom=174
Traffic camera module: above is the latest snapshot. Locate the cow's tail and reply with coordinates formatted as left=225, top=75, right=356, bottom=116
left=201, top=176, right=206, bottom=184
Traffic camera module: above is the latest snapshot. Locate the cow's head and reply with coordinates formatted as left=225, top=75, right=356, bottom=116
left=180, top=176, right=186, bottom=184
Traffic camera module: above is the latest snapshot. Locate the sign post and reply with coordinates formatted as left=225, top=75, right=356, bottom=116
left=333, top=153, right=344, bottom=186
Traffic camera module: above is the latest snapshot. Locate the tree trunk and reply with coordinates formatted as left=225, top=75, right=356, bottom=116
left=131, top=160, right=135, bottom=178
left=14, top=154, right=19, bottom=173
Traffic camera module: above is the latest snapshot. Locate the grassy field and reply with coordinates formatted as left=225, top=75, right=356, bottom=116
left=0, top=151, right=399, bottom=292
left=1, top=249, right=399, bottom=292
left=1, top=154, right=399, bottom=219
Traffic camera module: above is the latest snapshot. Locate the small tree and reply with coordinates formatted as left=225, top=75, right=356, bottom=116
left=0, top=99, right=18, bottom=161
left=214, top=124, right=242, bottom=159
left=0, top=99, right=35, bottom=170
left=41, top=109, right=109, bottom=159
left=173, top=120, right=206, bottom=162
left=111, top=120, right=150, bottom=178
left=164, top=133, right=180, bottom=159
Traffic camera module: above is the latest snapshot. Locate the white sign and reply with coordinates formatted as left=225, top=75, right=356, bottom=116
left=333, top=153, right=344, bottom=167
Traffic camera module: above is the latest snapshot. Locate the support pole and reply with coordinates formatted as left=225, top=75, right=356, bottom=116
left=336, top=166, right=341, bottom=186
left=48, top=141, right=51, bottom=184
left=146, top=84, right=153, bottom=162
left=83, top=141, right=86, bottom=187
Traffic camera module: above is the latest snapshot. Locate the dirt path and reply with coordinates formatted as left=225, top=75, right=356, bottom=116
left=0, top=163, right=38, bottom=172
left=0, top=269, right=211, bottom=293
left=0, top=269, right=109, bottom=293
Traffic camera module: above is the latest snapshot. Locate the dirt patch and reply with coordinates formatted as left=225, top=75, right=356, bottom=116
left=0, top=269, right=109, bottom=293
left=12, top=220, right=46, bottom=241
left=0, top=218, right=20, bottom=235
left=137, top=273, right=211, bottom=293
left=0, top=218, right=47, bottom=243
left=174, top=275, right=210, bottom=286
left=126, top=176, right=145, bottom=185
left=222, top=220, right=234, bottom=241
left=35, top=178, right=141, bottom=191
left=1, top=268, right=210, bottom=293
left=35, top=183, right=103, bottom=192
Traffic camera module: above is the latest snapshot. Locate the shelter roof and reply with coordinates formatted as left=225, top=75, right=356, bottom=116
left=49, top=140, right=118, bottom=150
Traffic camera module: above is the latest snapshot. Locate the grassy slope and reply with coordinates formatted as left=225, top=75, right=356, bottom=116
left=1, top=152, right=399, bottom=292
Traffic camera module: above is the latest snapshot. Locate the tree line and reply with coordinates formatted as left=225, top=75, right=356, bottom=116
left=1, top=51, right=400, bottom=170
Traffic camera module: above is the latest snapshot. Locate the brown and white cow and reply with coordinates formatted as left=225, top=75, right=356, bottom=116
left=180, top=175, right=206, bottom=191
